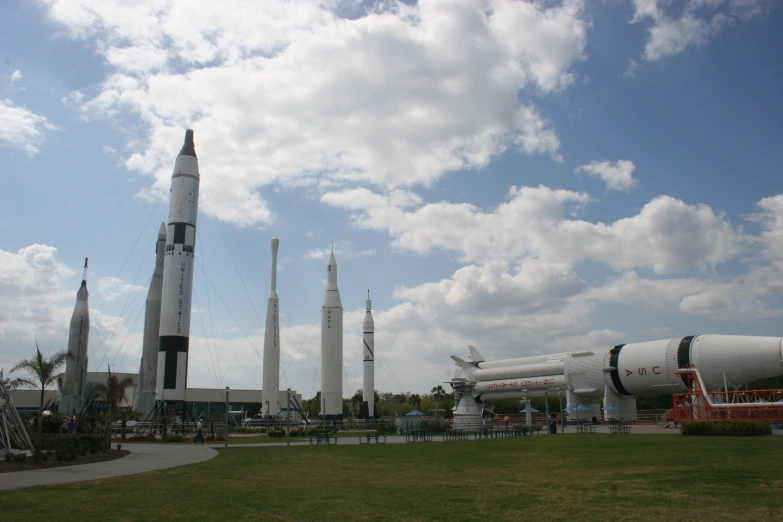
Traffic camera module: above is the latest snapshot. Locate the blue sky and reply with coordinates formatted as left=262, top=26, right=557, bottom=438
left=1, top=0, right=782, bottom=397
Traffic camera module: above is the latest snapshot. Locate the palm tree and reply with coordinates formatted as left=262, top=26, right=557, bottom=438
left=408, top=394, right=422, bottom=412
left=10, top=342, right=72, bottom=460
left=431, top=385, right=447, bottom=424
left=89, top=367, right=133, bottom=451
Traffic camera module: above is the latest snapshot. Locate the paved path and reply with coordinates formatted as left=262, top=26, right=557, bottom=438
left=0, top=444, right=217, bottom=492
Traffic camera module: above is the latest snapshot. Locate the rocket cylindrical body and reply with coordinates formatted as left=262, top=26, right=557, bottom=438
left=133, top=223, right=166, bottom=415
left=61, top=280, right=90, bottom=415
left=155, top=130, right=200, bottom=402
left=362, top=294, right=375, bottom=418
left=262, top=238, right=281, bottom=416
left=320, top=251, right=343, bottom=419
left=471, top=361, right=565, bottom=381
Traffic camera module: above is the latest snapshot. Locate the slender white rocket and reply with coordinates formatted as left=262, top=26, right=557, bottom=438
left=362, top=290, right=375, bottom=418
left=320, top=247, right=343, bottom=419
left=262, top=237, right=281, bottom=417
left=60, top=258, right=90, bottom=416
left=133, top=222, right=166, bottom=416
left=155, top=129, right=200, bottom=403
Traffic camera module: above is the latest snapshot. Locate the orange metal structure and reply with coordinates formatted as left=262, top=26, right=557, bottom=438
left=672, top=366, right=783, bottom=423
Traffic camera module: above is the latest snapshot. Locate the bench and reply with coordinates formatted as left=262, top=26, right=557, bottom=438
left=308, top=432, right=338, bottom=445
left=405, top=430, right=433, bottom=443
left=609, top=425, right=631, bottom=434
left=442, top=429, right=469, bottom=441
left=576, top=424, right=596, bottom=434
left=358, top=432, right=387, bottom=444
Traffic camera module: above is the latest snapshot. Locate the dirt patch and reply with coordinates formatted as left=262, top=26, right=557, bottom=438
left=0, top=449, right=130, bottom=473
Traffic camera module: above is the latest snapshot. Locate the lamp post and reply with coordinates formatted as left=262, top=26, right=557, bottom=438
left=224, top=386, right=229, bottom=449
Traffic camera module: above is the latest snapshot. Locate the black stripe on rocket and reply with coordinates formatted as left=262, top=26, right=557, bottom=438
left=677, top=335, right=695, bottom=386
left=363, top=337, right=374, bottom=360
left=159, top=336, right=189, bottom=389
left=609, top=344, right=631, bottom=396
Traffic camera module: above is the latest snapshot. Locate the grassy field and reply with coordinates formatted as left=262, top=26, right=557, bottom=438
left=1, top=435, right=782, bottom=521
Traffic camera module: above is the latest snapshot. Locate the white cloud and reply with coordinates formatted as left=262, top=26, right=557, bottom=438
left=0, top=99, right=57, bottom=155
left=9, top=70, right=23, bottom=91
left=575, top=159, right=637, bottom=190
left=306, top=241, right=376, bottom=260
left=322, top=185, right=742, bottom=274
left=631, top=0, right=773, bottom=62
left=39, top=0, right=589, bottom=226
left=96, top=276, right=147, bottom=302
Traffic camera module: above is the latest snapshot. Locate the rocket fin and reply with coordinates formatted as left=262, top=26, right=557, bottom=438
left=468, top=345, right=485, bottom=363
left=451, top=355, right=474, bottom=368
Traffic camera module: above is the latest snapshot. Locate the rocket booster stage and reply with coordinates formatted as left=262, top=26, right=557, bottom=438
left=156, top=130, right=200, bottom=402
left=133, top=223, right=166, bottom=415
left=362, top=290, right=375, bottom=418
left=320, top=249, right=343, bottom=419
left=452, top=335, right=783, bottom=400
left=262, top=237, right=281, bottom=417
left=60, top=258, right=90, bottom=415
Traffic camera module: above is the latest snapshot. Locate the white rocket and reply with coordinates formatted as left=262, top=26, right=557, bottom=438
left=320, top=248, right=343, bottom=419
left=451, top=334, right=783, bottom=425
left=155, top=129, right=200, bottom=403
left=262, top=237, right=281, bottom=417
left=362, top=290, right=375, bottom=418
left=133, top=222, right=166, bottom=416
left=59, top=258, right=90, bottom=416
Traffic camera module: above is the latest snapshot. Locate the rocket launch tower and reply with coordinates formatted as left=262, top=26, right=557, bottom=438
left=133, top=222, right=166, bottom=417
left=155, top=129, right=200, bottom=405
left=262, top=237, right=281, bottom=417
left=59, top=258, right=90, bottom=416
left=320, top=248, right=344, bottom=420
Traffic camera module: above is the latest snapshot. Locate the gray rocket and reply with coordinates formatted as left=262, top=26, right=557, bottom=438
left=320, top=248, right=343, bottom=420
left=133, top=222, right=166, bottom=416
left=362, top=290, right=375, bottom=418
left=59, top=258, right=90, bottom=416
left=155, top=129, right=200, bottom=403
left=261, top=237, right=281, bottom=417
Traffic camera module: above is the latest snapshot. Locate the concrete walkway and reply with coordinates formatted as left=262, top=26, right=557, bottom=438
left=0, top=444, right=217, bottom=492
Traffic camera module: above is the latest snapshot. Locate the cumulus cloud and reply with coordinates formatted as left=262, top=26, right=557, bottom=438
left=575, top=159, right=637, bottom=191
left=96, top=276, right=148, bottom=302
left=323, top=185, right=742, bottom=274
left=631, top=0, right=774, bottom=62
left=38, top=0, right=589, bottom=226
left=0, top=99, right=57, bottom=155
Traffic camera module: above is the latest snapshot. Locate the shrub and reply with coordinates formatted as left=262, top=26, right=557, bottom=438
left=40, top=434, right=103, bottom=454
left=682, top=421, right=772, bottom=436
left=268, top=429, right=285, bottom=438
left=206, top=434, right=225, bottom=442
left=167, top=435, right=185, bottom=443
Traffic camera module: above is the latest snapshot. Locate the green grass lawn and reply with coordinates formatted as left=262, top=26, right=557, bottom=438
left=1, top=435, right=782, bottom=521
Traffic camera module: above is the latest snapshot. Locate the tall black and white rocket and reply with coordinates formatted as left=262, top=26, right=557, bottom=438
left=60, top=258, right=90, bottom=415
left=133, top=222, right=166, bottom=415
left=362, top=290, right=375, bottom=418
left=262, top=237, right=281, bottom=417
left=320, top=248, right=343, bottom=419
left=155, top=129, right=200, bottom=403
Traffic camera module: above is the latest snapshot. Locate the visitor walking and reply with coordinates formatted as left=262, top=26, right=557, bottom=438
left=193, top=420, right=205, bottom=444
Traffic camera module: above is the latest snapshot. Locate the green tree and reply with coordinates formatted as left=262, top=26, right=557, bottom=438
left=408, top=394, right=422, bottom=411
left=10, top=342, right=72, bottom=460
left=88, top=368, right=133, bottom=451
left=431, top=385, right=447, bottom=424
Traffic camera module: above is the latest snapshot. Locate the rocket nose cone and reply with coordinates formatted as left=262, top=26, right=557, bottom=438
left=158, top=222, right=167, bottom=239
left=329, top=250, right=336, bottom=266
left=77, top=282, right=88, bottom=301
left=178, top=129, right=197, bottom=158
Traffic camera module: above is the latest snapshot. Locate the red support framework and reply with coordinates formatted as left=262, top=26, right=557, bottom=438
left=672, top=365, right=783, bottom=423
